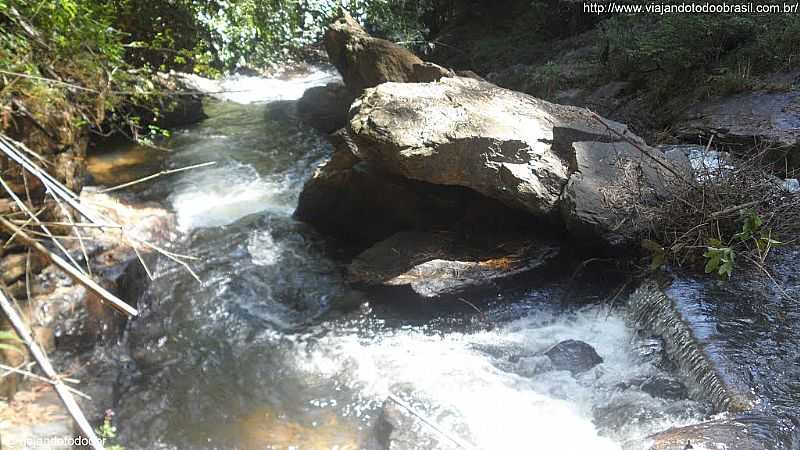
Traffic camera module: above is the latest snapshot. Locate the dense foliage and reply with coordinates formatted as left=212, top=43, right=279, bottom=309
left=604, top=13, right=800, bottom=96
left=0, top=0, right=439, bottom=142
left=108, top=0, right=441, bottom=74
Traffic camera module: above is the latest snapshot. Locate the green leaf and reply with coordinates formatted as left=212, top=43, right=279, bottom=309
left=718, top=254, right=734, bottom=278
left=704, top=251, right=721, bottom=273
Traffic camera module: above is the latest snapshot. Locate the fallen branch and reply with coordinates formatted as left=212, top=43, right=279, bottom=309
left=709, top=199, right=766, bottom=219
left=0, top=363, right=88, bottom=399
left=0, top=216, right=138, bottom=317
left=0, top=290, right=104, bottom=449
left=587, top=110, right=697, bottom=191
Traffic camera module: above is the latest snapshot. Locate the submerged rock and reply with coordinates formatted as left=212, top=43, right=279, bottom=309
left=348, top=76, right=683, bottom=247
left=544, top=339, right=603, bottom=374
left=375, top=398, right=443, bottom=450
left=347, top=231, right=559, bottom=297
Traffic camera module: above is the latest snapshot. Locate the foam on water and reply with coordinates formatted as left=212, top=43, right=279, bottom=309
left=299, top=307, right=699, bottom=449
left=182, top=68, right=340, bottom=104
left=164, top=68, right=336, bottom=231
left=170, top=161, right=295, bottom=231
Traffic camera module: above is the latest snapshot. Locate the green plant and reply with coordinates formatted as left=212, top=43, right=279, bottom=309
left=0, top=330, right=22, bottom=354
left=703, top=239, right=735, bottom=279
left=702, top=210, right=781, bottom=279
left=97, top=409, right=125, bottom=450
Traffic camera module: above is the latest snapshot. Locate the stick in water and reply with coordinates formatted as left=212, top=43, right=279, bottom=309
left=98, top=161, right=217, bottom=193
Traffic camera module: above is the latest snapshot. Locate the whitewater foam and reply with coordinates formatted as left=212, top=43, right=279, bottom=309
left=299, top=307, right=701, bottom=449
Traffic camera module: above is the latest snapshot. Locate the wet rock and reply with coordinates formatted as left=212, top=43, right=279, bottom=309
left=544, top=339, right=603, bottom=374
left=617, top=374, right=688, bottom=400
left=375, top=398, right=442, bottom=450
left=594, top=401, right=666, bottom=436
left=324, top=13, right=433, bottom=93
left=296, top=82, right=357, bottom=133
left=626, top=281, right=754, bottom=413
left=628, top=420, right=769, bottom=450
left=640, top=376, right=689, bottom=401
left=348, top=76, right=683, bottom=248
left=633, top=336, right=668, bottom=367
left=677, top=89, right=800, bottom=170
left=348, top=231, right=559, bottom=298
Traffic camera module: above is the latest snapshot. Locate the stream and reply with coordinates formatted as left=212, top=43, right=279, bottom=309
left=86, top=70, right=715, bottom=450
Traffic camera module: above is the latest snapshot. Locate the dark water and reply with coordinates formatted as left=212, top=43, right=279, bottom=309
left=84, top=72, right=717, bottom=450
left=665, top=249, right=800, bottom=448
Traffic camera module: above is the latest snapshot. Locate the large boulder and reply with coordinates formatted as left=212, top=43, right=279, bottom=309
left=347, top=76, right=683, bottom=247
left=347, top=231, right=559, bottom=297
left=295, top=129, right=543, bottom=248
left=324, top=13, right=449, bottom=93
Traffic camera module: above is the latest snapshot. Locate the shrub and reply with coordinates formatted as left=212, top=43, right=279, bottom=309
left=640, top=147, right=800, bottom=278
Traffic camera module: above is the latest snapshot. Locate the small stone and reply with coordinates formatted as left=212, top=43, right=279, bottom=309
left=545, top=339, right=603, bottom=375
left=640, top=375, right=689, bottom=400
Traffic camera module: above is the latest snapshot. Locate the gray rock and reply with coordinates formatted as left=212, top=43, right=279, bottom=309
left=640, top=375, right=689, bottom=400
left=678, top=90, right=800, bottom=149
left=348, top=76, right=682, bottom=247
left=544, top=339, right=603, bottom=374
left=559, top=140, right=673, bottom=246
left=627, top=420, right=769, bottom=450
left=294, top=130, right=545, bottom=248
left=347, top=231, right=559, bottom=297
left=677, top=90, right=800, bottom=169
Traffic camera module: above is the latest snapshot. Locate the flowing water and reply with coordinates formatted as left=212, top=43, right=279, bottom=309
left=87, top=70, right=714, bottom=450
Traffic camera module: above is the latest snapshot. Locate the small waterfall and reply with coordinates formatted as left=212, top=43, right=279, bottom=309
left=626, top=280, right=752, bottom=413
